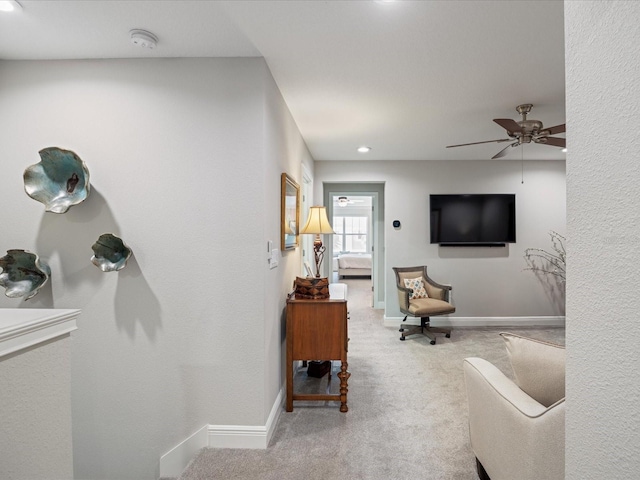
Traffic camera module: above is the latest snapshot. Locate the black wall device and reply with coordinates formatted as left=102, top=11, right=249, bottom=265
left=393, top=220, right=401, bottom=229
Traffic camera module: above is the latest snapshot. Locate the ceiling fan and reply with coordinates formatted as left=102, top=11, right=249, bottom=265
left=446, top=104, right=566, bottom=159
left=335, top=196, right=368, bottom=207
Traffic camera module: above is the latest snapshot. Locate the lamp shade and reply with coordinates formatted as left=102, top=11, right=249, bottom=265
left=300, top=206, right=335, bottom=235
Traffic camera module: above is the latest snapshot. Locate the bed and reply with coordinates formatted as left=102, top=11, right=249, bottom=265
left=333, top=253, right=372, bottom=278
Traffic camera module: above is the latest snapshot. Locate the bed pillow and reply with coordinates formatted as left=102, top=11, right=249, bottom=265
left=403, top=277, right=429, bottom=299
left=500, top=332, right=565, bottom=407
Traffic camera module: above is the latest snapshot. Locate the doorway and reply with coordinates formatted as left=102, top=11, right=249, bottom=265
left=324, top=183, right=385, bottom=309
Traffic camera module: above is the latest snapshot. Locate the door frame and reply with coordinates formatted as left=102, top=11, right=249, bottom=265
left=324, top=182, right=385, bottom=309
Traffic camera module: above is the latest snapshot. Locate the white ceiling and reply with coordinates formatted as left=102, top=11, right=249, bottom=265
left=0, top=0, right=566, bottom=161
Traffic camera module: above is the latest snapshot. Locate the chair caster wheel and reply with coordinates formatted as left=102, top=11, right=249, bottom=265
left=400, top=336, right=406, bottom=341
left=430, top=340, right=436, bottom=345
left=445, top=333, right=451, bottom=338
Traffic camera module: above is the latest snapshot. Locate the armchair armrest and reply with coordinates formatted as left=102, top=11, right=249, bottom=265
left=423, top=276, right=452, bottom=302
left=463, top=357, right=564, bottom=480
left=396, top=285, right=412, bottom=311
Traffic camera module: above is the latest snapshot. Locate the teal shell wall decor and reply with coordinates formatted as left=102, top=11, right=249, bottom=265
left=0, top=249, right=51, bottom=300
left=91, top=234, right=132, bottom=272
left=23, top=147, right=90, bottom=213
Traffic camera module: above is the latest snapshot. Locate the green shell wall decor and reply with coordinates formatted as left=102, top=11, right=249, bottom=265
left=0, top=249, right=51, bottom=300
left=91, top=233, right=132, bottom=272
left=24, top=147, right=90, bottom=213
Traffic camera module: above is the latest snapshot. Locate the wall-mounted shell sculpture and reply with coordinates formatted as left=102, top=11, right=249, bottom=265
left=91, top=234, right=132, bottom=272
left=24, top=147, right=90, bottom=213
left=0, top=249, right=51, bottom=300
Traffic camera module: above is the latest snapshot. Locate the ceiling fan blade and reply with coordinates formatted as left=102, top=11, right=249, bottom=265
left=538, top=136, right=566, bottom=148
left=493, top=118, right=523, bottom=133
left=446, top=138, right=512, bottom=148
left=492, top=142, right=517, bottom=159
left=544, top=124, right=566, bottom=135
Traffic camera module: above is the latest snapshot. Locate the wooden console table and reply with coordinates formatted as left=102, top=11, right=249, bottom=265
left=286, top=296, right=349, bottom=412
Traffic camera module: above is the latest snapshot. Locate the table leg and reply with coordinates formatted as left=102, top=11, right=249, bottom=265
left=286, top=360, right=293, bottom=413
left=338, top=361, right=350, bottom=412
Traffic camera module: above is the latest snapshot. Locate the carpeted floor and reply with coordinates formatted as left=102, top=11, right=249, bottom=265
left=176, top=278, right=565, bottom=480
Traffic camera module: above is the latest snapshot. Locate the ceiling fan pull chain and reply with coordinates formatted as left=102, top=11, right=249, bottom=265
left=521, top=144, right=524, bottom=184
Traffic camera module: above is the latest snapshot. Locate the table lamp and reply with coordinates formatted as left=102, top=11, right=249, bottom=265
left=300, top=206, right=335, bottom=278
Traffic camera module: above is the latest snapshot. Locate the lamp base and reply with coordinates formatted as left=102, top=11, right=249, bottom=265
left=294, top=276, right=330, bottom=299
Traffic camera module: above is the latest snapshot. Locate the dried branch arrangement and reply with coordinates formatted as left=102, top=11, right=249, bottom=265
left=523, top=231, right=566, bottom=282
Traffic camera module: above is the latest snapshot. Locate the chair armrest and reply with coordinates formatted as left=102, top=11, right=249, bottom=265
left=421, top=271, right=452, bottom=301
left=423, top=277, right=452, bottom=302
left=463, top=357, right=564, bottom=480
left=396, top=285, right=412, bottom=311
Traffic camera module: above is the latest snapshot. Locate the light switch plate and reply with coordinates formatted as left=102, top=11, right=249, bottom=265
left=269, top=248, right=279, bottom=269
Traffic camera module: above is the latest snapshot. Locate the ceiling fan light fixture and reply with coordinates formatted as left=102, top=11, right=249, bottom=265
left=0, top=0, right=22, bottom=13
left=337, top=196, right=348, bottom=207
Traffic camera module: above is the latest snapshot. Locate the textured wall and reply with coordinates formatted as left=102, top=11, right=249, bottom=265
left=0, top=336, right=73, bottom=480
left=565, top=2, right=640, bottom=478
left=262, top=64, right=313, bottom=424
left=0, top=58, right=308, bottom=479
left=316, top=160, right=566, bottom=320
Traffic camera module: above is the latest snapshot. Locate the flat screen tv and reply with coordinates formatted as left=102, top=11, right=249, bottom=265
left=430, top=194, right=516, bottom=246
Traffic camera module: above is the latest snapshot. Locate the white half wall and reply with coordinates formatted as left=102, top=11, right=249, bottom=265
left=565, top=2, right=640, bottom=478
left=0, top=334, right=74, bottom=480
left=315, top=160, right=566, bottom=322
left=0, top=58, right=310, bottom=479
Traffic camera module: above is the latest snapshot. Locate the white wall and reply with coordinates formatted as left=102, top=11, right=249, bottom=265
left=0, top=336, right=73, bottom=480
left=262, top=65, right=313, bottom=425
left=565, top=2, right=640, bottom=478
left=316, top=160, right=566, bottom=322
left=0, top=58, right=309, bottom=479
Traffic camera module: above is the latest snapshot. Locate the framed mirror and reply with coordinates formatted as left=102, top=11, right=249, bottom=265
left=281, top=173, right=300, bottom=251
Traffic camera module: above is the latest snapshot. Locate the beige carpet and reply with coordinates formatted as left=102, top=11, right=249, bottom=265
left=177, top=279, right=565, bottom=480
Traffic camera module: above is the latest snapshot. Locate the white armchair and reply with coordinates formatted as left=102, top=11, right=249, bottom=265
left=463, top=333, right=565, bottom=480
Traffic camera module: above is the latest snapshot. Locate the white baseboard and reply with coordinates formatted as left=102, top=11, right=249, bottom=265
left=159, top=424, right=209, bottom=478
left=383, top=315, right=565, bottom=328
left=208, top=387, right=284, bottom=449
left=159, top=389, right=284, bottom=477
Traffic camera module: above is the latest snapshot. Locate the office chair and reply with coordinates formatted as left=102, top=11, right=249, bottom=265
left=393, top=266, right=455, bottom=344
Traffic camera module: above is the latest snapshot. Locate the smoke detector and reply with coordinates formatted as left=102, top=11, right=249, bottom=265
left=130, top=29, right=158, bottom=49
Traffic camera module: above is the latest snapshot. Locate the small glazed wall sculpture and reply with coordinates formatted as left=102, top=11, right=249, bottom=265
left=0, top=249, right=51, bottom=300
left=91, top=234, right=132, bottom=272
left=24, top=147, right=90, bottom=213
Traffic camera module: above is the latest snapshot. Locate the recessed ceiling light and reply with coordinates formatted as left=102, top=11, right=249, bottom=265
left=0, top=1, right=22, bottom=13
left=357, top=146, right=371, bottom=153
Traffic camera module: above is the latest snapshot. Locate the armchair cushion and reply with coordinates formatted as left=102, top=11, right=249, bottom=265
left=408, top=297, right=455, bottom=316
left=403, top=277, right=428, bottom=299
left=500, top=332, right=565, bottom=407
